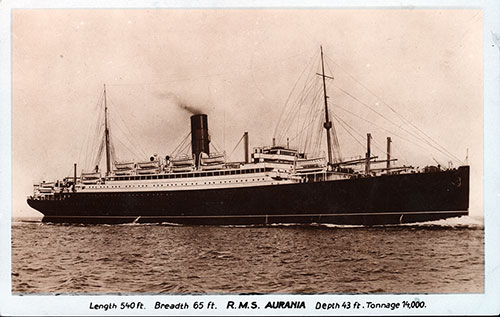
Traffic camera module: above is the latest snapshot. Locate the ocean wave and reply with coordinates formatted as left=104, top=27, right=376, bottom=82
left=395, top=216, right=483, bottom=229
left=11, top=215, right=483, bottom=229
left=12, top=216, right=484, bottom=294
left=116, top=221, right=183, bottom=227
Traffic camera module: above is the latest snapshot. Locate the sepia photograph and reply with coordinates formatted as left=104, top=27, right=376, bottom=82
left=2, top=1, right=499, bottom=315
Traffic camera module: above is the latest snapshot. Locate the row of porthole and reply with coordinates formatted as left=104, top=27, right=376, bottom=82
left=87, top=178, right=267, bottom=189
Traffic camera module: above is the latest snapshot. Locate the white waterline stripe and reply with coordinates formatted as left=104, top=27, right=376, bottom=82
left=46, top=210, right=468, bottom=219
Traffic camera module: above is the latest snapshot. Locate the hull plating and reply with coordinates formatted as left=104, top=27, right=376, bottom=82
left=27, top=166, right=469, bottom=225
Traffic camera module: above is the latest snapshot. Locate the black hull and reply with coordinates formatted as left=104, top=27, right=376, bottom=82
left=27, top=166, right=469, bottom=226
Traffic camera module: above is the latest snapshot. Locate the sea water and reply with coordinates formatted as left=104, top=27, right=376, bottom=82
left=11, top=217, right=483, bottom=294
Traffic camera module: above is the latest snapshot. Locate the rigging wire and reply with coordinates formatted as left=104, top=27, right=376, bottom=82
left=275, top=52, right=343, bottom=161
left=78, top=91, right=104, bottom=168
left=170, top=132, right=191, bottom=157
left=325, top=55, right=463, bottom=164
left=177, top=140, right=191, bottom=156
left=109, top=115, right=144, bottom=160
left=331, top=84, right=460, bottom=163
left=273, top=49, right=320, bottom=141
left=288, top=110, right=321, bottom=145
left=390, top=142, right=410, bottom=166
left=109, top=134, right=117, bottom=166
left=228, top=133, right=246, bottom=161
left=108, top=124, right=143, bottom=161
left=297, top=86, right=323, bottom=150
left=87, top=123, right=104, bottom=170
left=328, top=109, right=383, bottom=155
left=334, top=119, right=366, bottom=151
left=314, top=114, right=326, bottom=156
left=277, top=71, right=322, bottom=146
left=108, top=98, right=148, bottom=158
left=330, top=102, right=440, bottom=159
left=81, top=95, right=104, bottom=170
left=210, top=141, right=223, bottom=154
left=93, top=137, right=105, bottom=168
left=329, top=112, right=370, bottom=152
left=86, top=101, right=105, bottom=170
left=301, top=86, right=324, bottom=153
left=80, top=49, right=463, bottom=169
left=331, top=108, right=409, bottom=165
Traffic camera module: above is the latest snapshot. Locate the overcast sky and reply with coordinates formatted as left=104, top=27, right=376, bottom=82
left=12, top=9, right=482, bottom=218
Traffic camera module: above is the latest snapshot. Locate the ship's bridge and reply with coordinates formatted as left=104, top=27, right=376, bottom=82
left=252, top=146, right=303, bottom=164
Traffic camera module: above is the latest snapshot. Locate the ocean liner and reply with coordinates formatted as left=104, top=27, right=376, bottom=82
left=26, top=47, right=469, bottom=225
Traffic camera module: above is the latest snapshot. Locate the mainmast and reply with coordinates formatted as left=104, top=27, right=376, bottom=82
left=104, top=84, right=111, bottom=175
left=320, top=46, right=334, bottom=165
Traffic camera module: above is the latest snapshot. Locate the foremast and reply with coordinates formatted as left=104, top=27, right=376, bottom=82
left=104, top=84, right=111, bottom=175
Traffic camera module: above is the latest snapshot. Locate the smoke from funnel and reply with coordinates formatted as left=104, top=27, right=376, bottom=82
left=156, top=91, right=204, bottom=115
left=178, top=101, right=203, bottom=115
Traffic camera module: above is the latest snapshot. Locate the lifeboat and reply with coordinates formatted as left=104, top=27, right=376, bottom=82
left=39, top=181, right=55, bottom=188
left=114, top=161, right=135, bottom=170
left=137, top=160, right=160, bottom=169
left=136, top=167, right=159, bottom=175
left=200, top=163, right=224, bottom=171
left=38, top=182, right=55, bottom=194
left=114, top=169, right=135, bottom=176
left=171, top=165, right=195, bottom=173
left=114, top=161, right=135, bottom=176
left=172, top=155, right=195, bottom=167
left=295, top=157, right=327, bottom=172
left=200, top=152, right=225, bottom=165
left=81, top=171, right=101, bottom=184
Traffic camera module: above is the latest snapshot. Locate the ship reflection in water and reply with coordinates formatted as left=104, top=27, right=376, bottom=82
left=12, top=217, right=483, bottom=294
